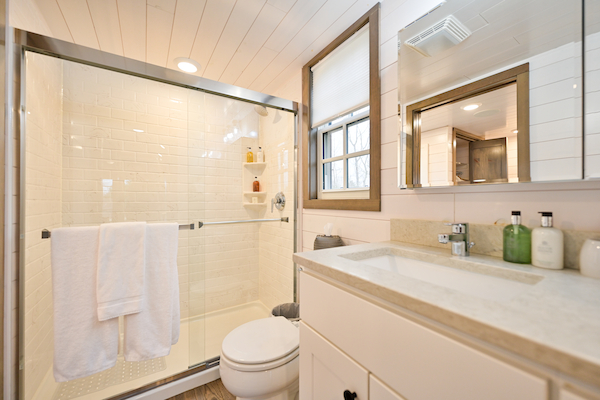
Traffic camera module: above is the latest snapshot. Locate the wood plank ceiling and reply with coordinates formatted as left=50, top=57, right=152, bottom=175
left=31, top=0, right=375, bottom=96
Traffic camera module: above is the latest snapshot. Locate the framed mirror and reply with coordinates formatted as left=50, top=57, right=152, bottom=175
left=398, top=0, right=587, bottom=188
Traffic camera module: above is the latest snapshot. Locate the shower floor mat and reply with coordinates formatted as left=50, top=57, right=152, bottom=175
left=51, top=357, right=167, bottom=400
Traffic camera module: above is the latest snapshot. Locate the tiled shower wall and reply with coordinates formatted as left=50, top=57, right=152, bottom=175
left=60, top=59, right=266, bottom=317
left=24, top=53, right=62, bottom=400
left=258, top=110, right=296, bottom=310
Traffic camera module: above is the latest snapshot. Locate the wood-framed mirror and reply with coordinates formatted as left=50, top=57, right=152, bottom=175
left=406, top=64, right=530, bottom=188
left=398, top=0, right=587, bottom=189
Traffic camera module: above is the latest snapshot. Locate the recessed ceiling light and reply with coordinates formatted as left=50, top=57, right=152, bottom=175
left=461, top=103, right=481, bottom=111
left=174, top=57, right=200, bottom=73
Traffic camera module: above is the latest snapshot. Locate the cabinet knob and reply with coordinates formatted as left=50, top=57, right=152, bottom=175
left=343, top=390, right=357, bottom=400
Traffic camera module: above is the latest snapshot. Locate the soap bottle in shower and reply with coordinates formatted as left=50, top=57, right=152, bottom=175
left=246, top=147, right=254, bottom=163
left=532, top=212, right=564, bottom=270
left=253, top=177, right=260, bottom=192
left=257, top=147, right=264, bottom=163
left=503, top=211, right=531, bottom=264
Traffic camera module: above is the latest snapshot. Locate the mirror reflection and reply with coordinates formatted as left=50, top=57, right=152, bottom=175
left=398, top=0, right=588, bottom=188
left=419, top=83, right=517, bottom=186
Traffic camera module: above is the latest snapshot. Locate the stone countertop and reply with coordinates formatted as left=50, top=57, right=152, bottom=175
left=293, top=241, right=600, bottom=387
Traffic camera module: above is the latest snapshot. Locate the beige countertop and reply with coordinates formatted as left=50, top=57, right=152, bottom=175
left=293, top=241, right=600, bottom=387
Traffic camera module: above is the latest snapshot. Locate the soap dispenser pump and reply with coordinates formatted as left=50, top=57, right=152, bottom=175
left=532, top=212, right=564, bottom=270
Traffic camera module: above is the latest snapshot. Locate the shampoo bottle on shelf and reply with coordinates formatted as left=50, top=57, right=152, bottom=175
left=252, top=177, right=260, bottom=192
left=532, top=212, right=564, bottom=270
left=503, top=211, right=531, bottom=264
left=257, top=147, right=264, bottom=163
left=246, top=147, right=254, bottom=163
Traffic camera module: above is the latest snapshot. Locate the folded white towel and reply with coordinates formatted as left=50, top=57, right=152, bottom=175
left=124, top=223, right=180, bottom=361
left=51, top=226, right=119, bottom=382
left=97, top=222, right=146, bottom=321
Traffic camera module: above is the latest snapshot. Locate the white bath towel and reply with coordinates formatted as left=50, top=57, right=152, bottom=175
left=124, top=223, right=180, bottom=361
left=51, top=226, right=119, bottom=382
left=97, top=221, right=146, bottom=321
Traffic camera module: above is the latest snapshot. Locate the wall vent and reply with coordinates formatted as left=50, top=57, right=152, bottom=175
left=404, top=15, right=471, bottom=57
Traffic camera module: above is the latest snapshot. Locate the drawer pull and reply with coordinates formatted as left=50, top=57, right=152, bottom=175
left=343, top=390, right=357, bottom=400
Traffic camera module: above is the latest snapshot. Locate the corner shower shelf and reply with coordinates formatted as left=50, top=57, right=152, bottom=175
left=243, top=162, right=267, bottom=168
left=243, top=203, right=267, bottom=208
left=243, top=191, right=267, bottom=196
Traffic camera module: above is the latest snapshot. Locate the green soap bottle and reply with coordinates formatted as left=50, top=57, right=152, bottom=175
left=503, top=211, right=532, bottom=264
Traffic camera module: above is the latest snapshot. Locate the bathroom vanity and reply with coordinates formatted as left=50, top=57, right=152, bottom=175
left=293, top=242, right=600, bottom=400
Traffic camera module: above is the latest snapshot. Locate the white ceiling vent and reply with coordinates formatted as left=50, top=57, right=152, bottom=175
left=404, top=15, right=471, bottom=57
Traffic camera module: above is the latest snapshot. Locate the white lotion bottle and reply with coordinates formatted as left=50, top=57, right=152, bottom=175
left=532, top=211, right=564, bottom=270
left=257, top=147, right=264, bottom=162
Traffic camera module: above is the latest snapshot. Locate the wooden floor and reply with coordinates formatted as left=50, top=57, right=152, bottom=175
left=167, top=379, right=235, bottom=400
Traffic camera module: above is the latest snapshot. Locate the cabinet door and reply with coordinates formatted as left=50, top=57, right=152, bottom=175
left=299, top=322, right=368, bottom=400
left=370, top=375, right=407, bottom=400
left=301, top=272, right=549, bottom=400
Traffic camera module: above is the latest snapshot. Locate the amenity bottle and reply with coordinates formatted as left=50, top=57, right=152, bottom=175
left=503, top=211, right=531, bottom=264
left=257, top=147, right=264, bottom=162
left=532, top=212, right=564, bottom=270
left=246, top=147, right=254, bottom=162
left=253, top=177, right=260, bottom=192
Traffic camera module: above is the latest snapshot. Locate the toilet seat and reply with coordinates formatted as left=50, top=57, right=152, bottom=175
left=221, top=317, right=299, bottom=372
left=220, top=347, right=299, bottom=372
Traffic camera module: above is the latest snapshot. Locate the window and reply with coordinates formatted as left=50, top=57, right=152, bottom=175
left=319, top=107, right=370, bottom=199
left=302, top=4, right=381, bottom=211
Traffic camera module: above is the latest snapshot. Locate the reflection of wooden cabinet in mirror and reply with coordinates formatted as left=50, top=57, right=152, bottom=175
left=398, top=0, right=591, bottom=188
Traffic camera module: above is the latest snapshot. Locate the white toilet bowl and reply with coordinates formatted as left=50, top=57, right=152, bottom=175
left=219, top=317, right=299, bottom=400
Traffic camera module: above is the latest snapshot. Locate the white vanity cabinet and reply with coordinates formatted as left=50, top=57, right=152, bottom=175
left=299, top=271, right=549, bottom=400
left=299, top=322, right=368, bottom=400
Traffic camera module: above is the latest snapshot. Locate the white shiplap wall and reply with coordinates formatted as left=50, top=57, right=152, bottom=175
left=266, top=0, right=600, bottom=252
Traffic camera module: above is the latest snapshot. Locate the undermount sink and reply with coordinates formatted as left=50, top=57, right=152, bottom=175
left=339, top=247, right=543, bottom=302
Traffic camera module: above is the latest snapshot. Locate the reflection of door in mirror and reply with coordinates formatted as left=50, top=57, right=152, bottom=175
left=417, top=82, right=518, bottom=186
left=470, top=138, right=507, bottom=184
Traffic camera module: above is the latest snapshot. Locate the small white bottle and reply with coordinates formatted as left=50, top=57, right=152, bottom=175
left=257, top=147, right=264, bottom=163
left=532, top=212, right=564, bottom=270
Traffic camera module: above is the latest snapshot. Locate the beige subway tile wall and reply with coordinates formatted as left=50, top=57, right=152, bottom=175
left=24, top=52, right=63, bottom=400
left=258, top=109, right=296, bottom=310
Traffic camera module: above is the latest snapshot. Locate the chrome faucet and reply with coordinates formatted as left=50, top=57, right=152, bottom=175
left=438, top=223, right=475, bottom=256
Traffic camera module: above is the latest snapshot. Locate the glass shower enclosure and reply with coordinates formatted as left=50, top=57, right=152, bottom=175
left=18, top=32, right=296, bottom=400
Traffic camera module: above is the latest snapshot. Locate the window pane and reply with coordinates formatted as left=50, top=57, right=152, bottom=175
left=323, top=160, right=343, bottom=190
left=323, top=128, right=343, bottom=159
left=347, top=118, right=370, bottom=154
left=348, top=155, right=370, bottom=188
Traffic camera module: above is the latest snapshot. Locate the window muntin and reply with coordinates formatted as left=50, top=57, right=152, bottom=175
left=319, top=108, right=370, bottom=196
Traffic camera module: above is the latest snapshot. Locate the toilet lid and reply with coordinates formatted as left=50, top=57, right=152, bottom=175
left=221, top=317, right=299, bottom=364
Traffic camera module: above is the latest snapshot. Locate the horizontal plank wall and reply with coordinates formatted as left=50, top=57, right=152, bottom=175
left=268, top=0, right=600, bottom=253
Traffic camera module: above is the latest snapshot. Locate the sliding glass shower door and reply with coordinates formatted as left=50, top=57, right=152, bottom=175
left=21, top=47, right=296, bottom=400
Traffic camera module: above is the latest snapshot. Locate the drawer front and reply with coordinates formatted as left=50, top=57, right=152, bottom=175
left=300, top=271, right=548, bottom=400
left=370, top=375, right=407, bottom=400
left=299, top=322, right=368, bottom=400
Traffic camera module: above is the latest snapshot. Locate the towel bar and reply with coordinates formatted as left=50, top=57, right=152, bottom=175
left=41, top=223, right=195, bottom=239
left=198, top=217, right=289, bottom=228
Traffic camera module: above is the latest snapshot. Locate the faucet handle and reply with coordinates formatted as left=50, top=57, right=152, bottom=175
left=438, top=234, right=449, bottom=244
left=444, top=222, right=468, bottom=234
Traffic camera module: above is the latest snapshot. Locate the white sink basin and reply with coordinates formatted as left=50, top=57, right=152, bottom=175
left=340, top=248, right=543, bottom=302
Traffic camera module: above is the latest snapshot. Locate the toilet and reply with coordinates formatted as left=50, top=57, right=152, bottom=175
left=219, top=316, right=299, bottom=400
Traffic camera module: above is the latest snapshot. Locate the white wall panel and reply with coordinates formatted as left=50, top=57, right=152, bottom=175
left=117, top=0, right=147, bottom=62
left=166, top=0, right=206, bottom=71
left=146, top=4, right=174, bottom=67
left=88, top=0, right=124, bottom=56
left=202, top=0, right=266, bottom=81
left=56, top=0, right=99, bottom=49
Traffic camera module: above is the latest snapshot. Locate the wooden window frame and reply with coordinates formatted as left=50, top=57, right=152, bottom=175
left=302, top=4, right=381, bottom=211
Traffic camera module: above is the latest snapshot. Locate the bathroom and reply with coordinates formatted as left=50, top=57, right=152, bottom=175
left=2, top=0, right=600, bottom=399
